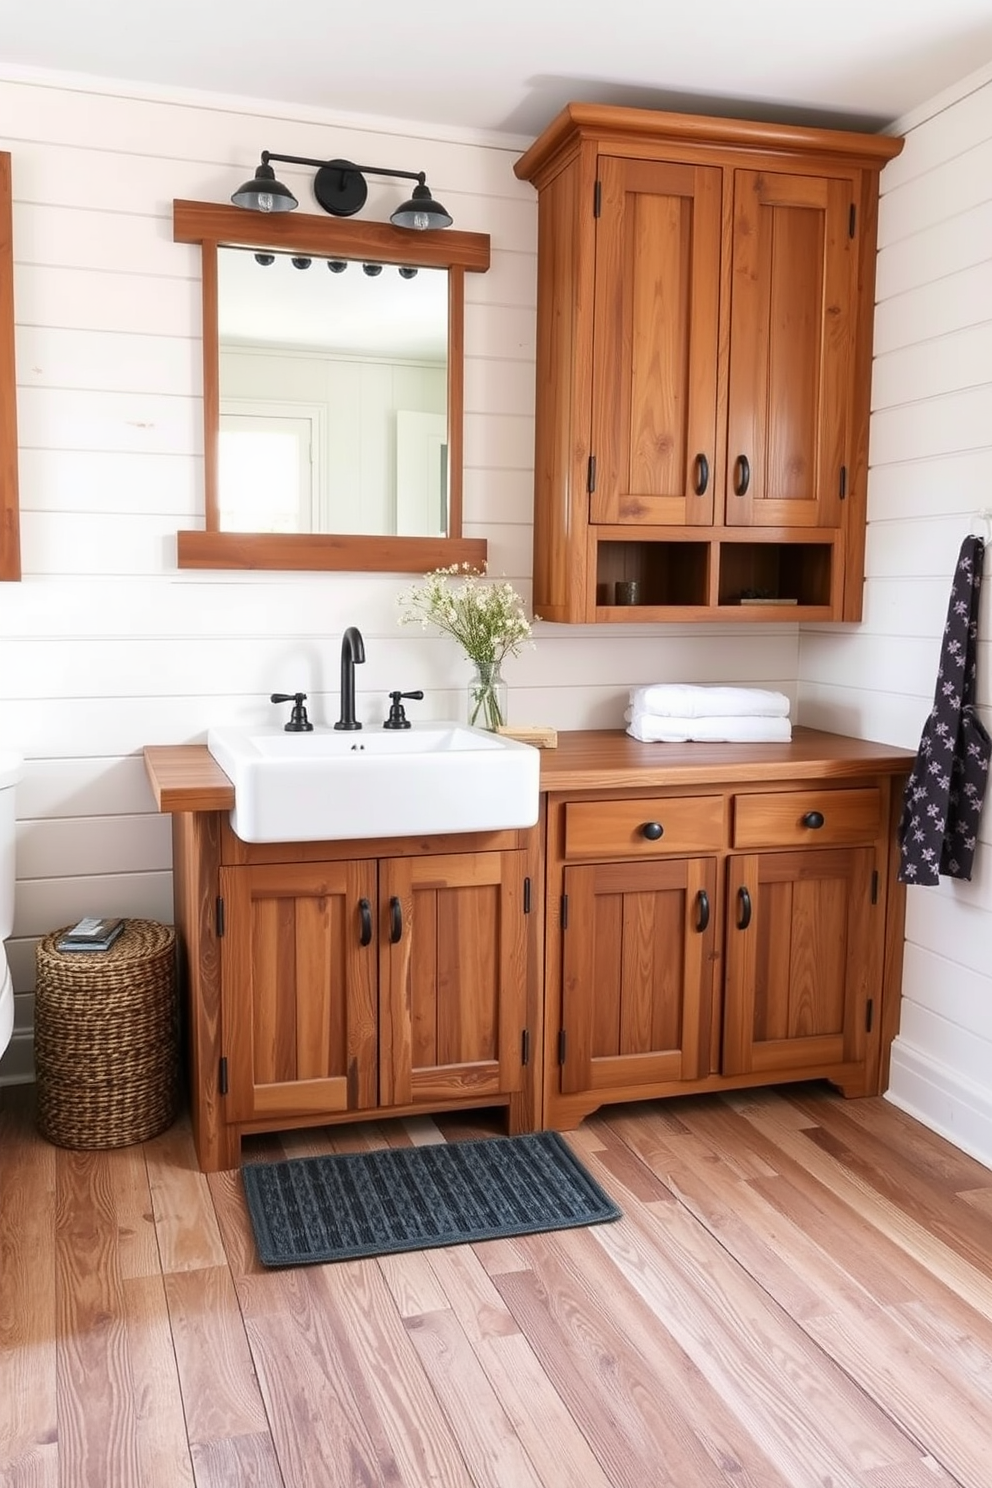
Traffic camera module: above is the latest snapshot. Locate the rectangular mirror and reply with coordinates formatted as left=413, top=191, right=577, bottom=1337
left=218, top=247, right=449, bottom=537
left=174, top=200, right=490, bottom=573
left=1, top=152, right=20, bottom=582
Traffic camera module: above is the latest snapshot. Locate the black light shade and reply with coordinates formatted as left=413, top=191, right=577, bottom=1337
left=390, top=181, right=453, bottom=231
left=231, top=161, right=298, bottom=213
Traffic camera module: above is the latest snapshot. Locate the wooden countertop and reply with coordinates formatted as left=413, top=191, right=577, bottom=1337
left=144, top=729, right=915, bottom=815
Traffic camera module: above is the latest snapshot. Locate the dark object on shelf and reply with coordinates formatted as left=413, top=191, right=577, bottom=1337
left=34, top=920, right=179, bottom=1149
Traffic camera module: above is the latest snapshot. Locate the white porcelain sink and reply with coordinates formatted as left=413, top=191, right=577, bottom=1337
left=206, top=723, right=540, bottom=843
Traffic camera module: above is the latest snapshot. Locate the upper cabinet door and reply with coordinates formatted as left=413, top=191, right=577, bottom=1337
left=725, top=169, right=855, bottom=529
left=590, top=155, right=722, bottom=527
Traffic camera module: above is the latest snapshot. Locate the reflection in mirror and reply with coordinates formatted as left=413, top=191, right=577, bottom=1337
left=217, top=248, right=449, bottom=538
left=1, top=152, right=20, bottom=582
left=172, top=199, right=491, bottom=573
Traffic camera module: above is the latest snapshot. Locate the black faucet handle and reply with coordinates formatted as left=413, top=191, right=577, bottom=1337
left=383, top=690, right=424, bottom=730
left=271, top=692, right=314, bottom=732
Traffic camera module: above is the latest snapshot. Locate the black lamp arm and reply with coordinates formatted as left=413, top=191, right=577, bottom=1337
left=260, top=151, right=425, bottom=187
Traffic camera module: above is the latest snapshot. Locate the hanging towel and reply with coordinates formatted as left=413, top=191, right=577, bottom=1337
left=625, top=711, right=793, bottom=744
left=898, top=534, right=991, bottom=885
left=629, top=684, right=790, bottom=719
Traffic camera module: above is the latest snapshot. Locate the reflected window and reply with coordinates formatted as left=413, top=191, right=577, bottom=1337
left=219, top=411, right=317, bottom=532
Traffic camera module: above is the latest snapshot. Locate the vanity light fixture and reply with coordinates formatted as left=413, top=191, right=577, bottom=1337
left=231, top=151, right=453, bottom=229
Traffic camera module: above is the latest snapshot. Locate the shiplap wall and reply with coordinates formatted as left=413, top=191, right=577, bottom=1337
left=799, top=62, right=992, bottom=1166
left=0, top=69, right=799, bottom=1081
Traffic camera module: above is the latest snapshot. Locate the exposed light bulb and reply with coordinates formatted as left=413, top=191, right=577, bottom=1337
left=256, top=192, right=275, bottom=213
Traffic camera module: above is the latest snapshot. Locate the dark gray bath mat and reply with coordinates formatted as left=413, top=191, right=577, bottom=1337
left=241, top=1130, right=621, bottom=1267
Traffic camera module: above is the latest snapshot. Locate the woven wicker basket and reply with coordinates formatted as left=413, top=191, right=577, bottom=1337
left=34, top=919, right=179, bottom=1149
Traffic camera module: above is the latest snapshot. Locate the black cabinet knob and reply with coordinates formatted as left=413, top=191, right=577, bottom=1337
left=640, top=821, right=664, bottom=841
left=802, top=810, right=825, bottom=829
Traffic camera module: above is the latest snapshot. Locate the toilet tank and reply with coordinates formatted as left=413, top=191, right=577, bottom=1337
left=0, top=752, right=21, bottom=940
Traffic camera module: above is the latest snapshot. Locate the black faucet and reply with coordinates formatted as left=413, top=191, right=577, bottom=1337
left=334, top=626, right=365, bottom=731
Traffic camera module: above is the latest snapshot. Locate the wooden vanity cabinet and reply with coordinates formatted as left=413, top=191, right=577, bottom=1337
left=542, top=760, right=907, bottom=1131
left=166, top=808, right=541, bottom=1172
left=514, top=104, right=903, bottom=623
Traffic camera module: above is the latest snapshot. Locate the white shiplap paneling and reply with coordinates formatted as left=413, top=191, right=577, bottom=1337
left=800, top=70, right=992, bottom=1165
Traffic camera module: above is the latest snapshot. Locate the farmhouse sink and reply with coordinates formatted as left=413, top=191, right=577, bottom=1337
left=206, top=723, right=540, bottom=843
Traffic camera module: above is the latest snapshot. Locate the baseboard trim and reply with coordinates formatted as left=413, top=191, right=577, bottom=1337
left=886, top=1038, right=992, bottom=1172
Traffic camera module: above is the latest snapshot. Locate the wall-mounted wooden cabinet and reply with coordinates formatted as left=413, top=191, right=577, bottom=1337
left=514, top=105, right=903, bottom=622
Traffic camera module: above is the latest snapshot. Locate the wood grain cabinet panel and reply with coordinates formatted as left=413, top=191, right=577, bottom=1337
left=220, top=861, right=378, bottom=1124
left=563, top=795, right=725, bottom=858
left=560, top=857, right=716, bottom=1095
left=722, top=847, right=880, bottom=1084
left=733, top=788, right=881, bottom=848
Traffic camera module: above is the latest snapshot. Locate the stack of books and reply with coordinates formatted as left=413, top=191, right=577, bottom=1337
left=56, top=916, right=126, bottom=953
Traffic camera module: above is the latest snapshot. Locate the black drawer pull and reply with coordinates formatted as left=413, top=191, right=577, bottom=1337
left=693, top=452, right=709, bottom=496
left=734, top=454, right=751, bottom=496
left=802, top=811, right=825, bottom=829
left=641, top=821, right=664, bottom=841
left=696, top=889, right=710, bottom=933
left=389, top=896, right=403, bottom=943
left=358, top=897, right=372, bottom=946
left=737, top=885, right=752, bottom=930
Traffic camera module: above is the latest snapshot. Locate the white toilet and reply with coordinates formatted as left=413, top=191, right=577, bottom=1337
left=0, top=751, right=22, bottom=1058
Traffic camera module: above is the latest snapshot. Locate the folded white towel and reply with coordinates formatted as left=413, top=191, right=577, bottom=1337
left=629, top=684, right=790, bottom=719
left=625, top=711, right=793, bottom=744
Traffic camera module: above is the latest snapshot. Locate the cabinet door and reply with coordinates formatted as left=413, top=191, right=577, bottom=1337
left=379, top=850, right=528, bottom=1108
left=722, top=847, right=878, bottom=1077
left=220, top=861, right=378, bottom=1123
left=559, top=857, right=716, bottom=1096
left=725, top=169, right=855, bottom=529
left=590, top=155, right=722, bottom=527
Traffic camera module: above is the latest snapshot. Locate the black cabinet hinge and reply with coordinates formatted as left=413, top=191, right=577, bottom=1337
left=216, top=895, right=225, bottom=937
left=593, top=179, right=602, bottom=218
left=865, top=999, right=874, bottom=1034
left=849, top=203, right=857, bottom=238
left=521, top=1028, right=531, bottom=1066
left=561, top=893, right=569, bottom=930
left=839, top=465, right=848, bottom=500
left=523, top=876, right=532, bottom=914
left=871, top=869, right=879, bottom=905
left=218, top=1056, right=229, bottom=1096
left=558, top=1029, right=567, bottom=1065
left=587, top=454, right=597, bottom=494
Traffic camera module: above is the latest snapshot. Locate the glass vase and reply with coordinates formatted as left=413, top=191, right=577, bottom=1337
left=467, top=661, right=508, bottom=731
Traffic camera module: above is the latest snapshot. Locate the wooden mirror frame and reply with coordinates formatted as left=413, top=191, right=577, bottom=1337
left=173, top=199, right=491, bottom=572
left=0, top=153, right=20, bottom=582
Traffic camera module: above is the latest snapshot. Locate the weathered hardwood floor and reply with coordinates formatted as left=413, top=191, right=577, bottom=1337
left=3, top=1082, right=992, bottom=1487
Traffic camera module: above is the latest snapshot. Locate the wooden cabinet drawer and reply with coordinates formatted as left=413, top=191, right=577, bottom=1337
left=563, top=796, right=725, bottom=858
left=732, top=788, right=882, bottom=848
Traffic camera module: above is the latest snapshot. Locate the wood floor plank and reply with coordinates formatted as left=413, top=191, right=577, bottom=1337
left=239, top=1266, right=401, bottom=1488
left=164, top=1266, right=270, bottom=1445
left=145, top=1119, right=227, bottom=1273
left=402, top=1306, right=546, bottom=1488
left=121, top=1273, right=196, bottom=1487
left=0, top=1090, right=57, bottom=1486
left=55, top=1149, right=144, bottom=1487
left=189, top=1432, right=285, bottom=1488
left=310, top=1261, right=476, bottom=1487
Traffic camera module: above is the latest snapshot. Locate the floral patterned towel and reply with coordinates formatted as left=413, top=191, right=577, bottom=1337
left=898, top=535, right=990, bottom=885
